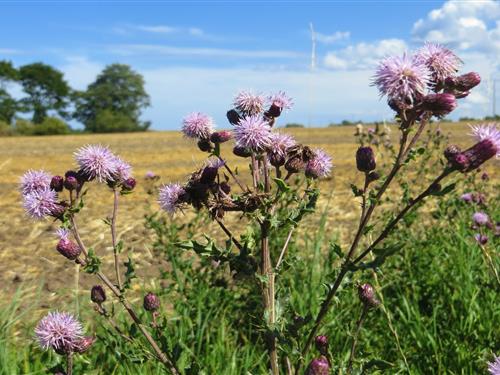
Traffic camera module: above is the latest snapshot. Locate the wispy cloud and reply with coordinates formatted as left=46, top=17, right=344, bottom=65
left=316, top=31, right=350, bottom=44
left=108, top=44, right=304, bottom=59
left=136, top=25, right=178, bottom=34
left=0, top=48, right=23, bottom=55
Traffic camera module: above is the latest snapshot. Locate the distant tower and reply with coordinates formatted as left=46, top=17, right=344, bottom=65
left=308, top=22, right=316, bottom=128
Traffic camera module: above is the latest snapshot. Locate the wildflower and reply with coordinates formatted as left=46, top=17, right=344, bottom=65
left=23, top=187, right=59, bottom=220
left=474, top=233, right=488, bottom=245
left=422, top=93, right=457, bottom=117
left=445, top=72, right=481, bottom=93
left=210, top=130, right=232, bottom=143
left=90, top=285, right=106, bottom=304
left=472, top=212, right=489, bottom=226
left=266, top=91, right=293, bottom=117
left=315, top=335, right=328, bottom=356
left=234, top=115, right=273, bottom=152
left=356, top=146, right=376, bottom=172
left=181, top=112, right=215, bottom=140
left=268, top=133, right=296, bottom=167
left=305, top=149, right=332, bottom=179
left=305, top=356, right=329, bottom=375
left=415, top=43, right=461, bottom=84
left=488, top=355, right=500, bottom=375
left=143, top=292, right=160, bottom=312
left=20, top=170, right=51, bottom=195
left=158, top=183, right=185, bottom=214
left=233, top=91, right=265, bottom=116
left=74, top=144, right=118, bottom=182
left=460, top=193, right=473, bottom=203
left=50, top=176, right=64, bottom=192
left=35, top=312, right=83, bottom=353
left=469, top=124, right=500, bottom=159
left=55, top=228, right=81, bottom=261
left=357, top=283, right=380, bottom=308
left=372, top=53, right=430, bottom=104
left=112, top=156, right=132, bottom=182
left=145, top=171, right=156, bottom=179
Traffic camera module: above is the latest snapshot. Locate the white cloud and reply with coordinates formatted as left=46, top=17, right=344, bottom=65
left=323, top=39, right=407, bottom=70
left=0, top=48, right=23, bottom=55
left=58, top=56, right=103, bottom=89
left=136, top=25, right=177, bottom=34
left=316, top=31, right=350, bottom=44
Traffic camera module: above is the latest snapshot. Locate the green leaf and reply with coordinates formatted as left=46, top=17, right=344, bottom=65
left=273, top=178, right=291, bottom=193
left=350, top=184, right=363, bottom=197
left=329, top=242, right=343, bottom=258
left=431, top=182, right=456, bottom=197
left=83, top=248, right=101, bottom=274
left=122, top=256, right=136, bottom=290
left=114, top=240, right=124, bottom=254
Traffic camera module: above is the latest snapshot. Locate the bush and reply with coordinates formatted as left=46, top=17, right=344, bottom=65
left=284, top=123, right=304, bottom=128
left=0, top=120, right=15, bottom=136
left=87, top=109, right=149, bottom=133
left=14, top=118, right=35, bottom=135
left=32, top=117, right=71, bottom=135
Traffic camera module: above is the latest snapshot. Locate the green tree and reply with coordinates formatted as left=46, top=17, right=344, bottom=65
left=18, top=63, right=70, bottom=124
left=0, top=61, right=19, bottom=123
left=74, top=64, right=150, bottom=133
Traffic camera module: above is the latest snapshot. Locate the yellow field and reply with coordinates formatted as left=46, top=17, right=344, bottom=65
left=0, top=122, right=496, bottom=303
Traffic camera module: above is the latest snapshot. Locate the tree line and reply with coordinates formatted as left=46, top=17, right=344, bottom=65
left=0, top=61, right=150, bottom=135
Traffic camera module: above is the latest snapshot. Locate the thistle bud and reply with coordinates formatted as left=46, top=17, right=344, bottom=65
left=90, top=285, right=106, bottom=304
left=460, top=139, right=498, bottom=172
left=74, top=336, right=95, bottom=354
left=474, top=233, right=488, bottom=245
left=305, top=356, right=329, bottom=375
left=268, top=152, right=286, bottom=167
left=358, top=283, right=380, bottom=308
left=219, top=182, right=231, bottom=195
left=233, top=146, right=252, bottom=158
left=50, top=176, right=64, bottom=192
left=226, top=109, right=241, bottom=125
left=450, top=153, right=470, bottom=171
left=356, top=146, right=376, bottom=172
left=64, top=176, right=78, bottom=191
left=265, top=104, right=282, bottom=118
left=422, top=93, right=457, bottom=117
left=197, top=139, right=212, bottom=152
left=210, top=131, right=232, bottom=143
left=122, top=177, right=136, bottom=191
left=315, top=335, right=328, bottom=356
left=445, top=72, right=481, bottom=92
left=285, top=156, right=305, bottom=174
left=200, top=166, right=218, bottom=184
left=143, top=292, right=160, bottom=312
left=444, top=145, right=461, bottom=161
left=367, top=171, right=380, bottom=182
left=56, top=237, right=81, bottom=261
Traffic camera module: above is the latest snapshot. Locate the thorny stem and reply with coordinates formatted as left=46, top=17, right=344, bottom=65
left=215, top=218, right=243, bottom=251
left=220, top=157, right=249, bottom=192
left=66, top=352, right=73, bottom=375
left=95, top=304, right=135, bottom=344
left=251, top=153, right=259, bottom=189
left=347, top=305, right=368, bottom=374
left=70, top=216, right=180, bottom=374
left=111, top=189, right=122, bottom=290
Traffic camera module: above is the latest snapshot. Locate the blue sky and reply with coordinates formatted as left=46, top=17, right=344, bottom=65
left=1, top=1, right=499, bottom=130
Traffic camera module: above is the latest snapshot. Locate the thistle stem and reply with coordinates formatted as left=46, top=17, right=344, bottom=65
left=347, top=305, right=368, bottom=374
left=66, top=352, right=73, bottom=375
left=111, top=189, right=122, bottom=290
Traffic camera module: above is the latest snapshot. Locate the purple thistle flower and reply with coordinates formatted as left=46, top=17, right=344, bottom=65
left=305, top=356, right=329, bottom=375
left=305, top=149, right=333, bottom=179
left=55, top=228, right=80, bottom=260
left=469, top=124, right=500, bottom=159
left=415, top=43, right=461, bottom=84
left=181, top=112, right=215, bottom=140
left=472, top=211, right=489, bottom=226
left=372, top=53, right=430, bottom=104
left=233, top=91, right=265, bottom=116
left=234, top=115, right=273, bottom=152
left=145, top=171, right=156, bottom=179
left=23, top=188, right=59, bottom=220
left=112, top=156, right=132, bottom=182
left=206, top=157, right=225, bottom=169
left=269, top=133, right=296, bottom=158
left=74, top=144, right=118, bottom=182
left=474, top=233, right=488, bottom=245
left=488, top=355, right=500, bottom=375
left=35, top=311, right=83, bottom=353
left=20, top=170, right=51, bottom=195
left=460, top=192, right=473, bottom=203
left=158, top=183, right=185, bottom=214
left=268, top=91, right=293, bottom=110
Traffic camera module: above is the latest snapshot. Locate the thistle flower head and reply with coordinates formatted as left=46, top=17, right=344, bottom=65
left=55, top=228, right=70, bottom=241
left=20, top=170, right=51, bottom=195
left=488, top=355, right=500, bottom=375
left=234, top=115, right=273, bottom=152
left=233, top=90, right=265, bottom=116
left=472, top=211, right=489, bottom=226
left=416, top=42, right=462, bottom=83
left=23, top=188, right=59, bottom=220
left=305, top=356, right=330, bottom=375
left=305, top=149, right=333, bottom=179
left=35, top=311, right=83, bottom=353
left=143, top=292, right=160, bottom=312
left=158, top=183, right=185, bottom=214
left=181, top=112, right=215, bottom=140
left=268, top=91, right=293, bottom=111
left=74, top=144, right=118, bottom=182
left=269, top=133, right=296, bottom=158
left=469, top=124, right=500, bottom=158
left=112, top=156, right=132, bottom=182
left=372, top=53, right=430, bottom=104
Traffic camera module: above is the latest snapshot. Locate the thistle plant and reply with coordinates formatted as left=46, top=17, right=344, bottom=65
left=19, top=42, right=499, bottom=374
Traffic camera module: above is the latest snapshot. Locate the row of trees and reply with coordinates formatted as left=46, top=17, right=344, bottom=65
left=0, top=61, right=151, bottom=133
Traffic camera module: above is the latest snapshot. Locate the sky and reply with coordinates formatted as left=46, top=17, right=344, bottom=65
left=1, top=0, right=500, bottom=130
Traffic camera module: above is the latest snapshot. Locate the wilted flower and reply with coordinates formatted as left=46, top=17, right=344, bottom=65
left=422, top=93, right=457, bottom=117
left=55, top=228, right=81, bottom=261
left=158, top=183, right=185, bottom=214
left=35, top=311, right=83, bottom=353
left=472, top=211, right=489, bottom=226
left=305, top=149, right=332, bottom=179
left=445, top=72, right=481, bottom=93
left=415, top=43, right=461, bottom=84
left=233, top=91, right=265, bottom=116
left=234, top=115, right=273, bottom=152
left=20, top=170, right=51, bottom=195
left=372, top=53, right=430, bottom=104
left=143, top=292, right=160, bottom=312
left=74, top=144, right=118, bottom=182
left=305, top=355, right=329, bottom=375
left=488, top=355, right=500, bottom=375
left=181, top=112, right=215, bottom=140
left=22, top=187, right=59, bottom=220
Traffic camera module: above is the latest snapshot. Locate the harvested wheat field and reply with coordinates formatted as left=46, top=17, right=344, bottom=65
left=0, top=122, right=496, bottom=303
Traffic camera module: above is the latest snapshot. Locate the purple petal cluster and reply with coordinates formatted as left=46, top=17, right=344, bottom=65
left=373, top=53, right=430, bottom=103
left=472, top=211, right=489, bottom=226
left=268, top=91, right=293, bottom=110
left=35, top=311, right=83, bottom=352
left=269, top=133, right=296, bottom=158
left=20, top=170, right=51, bottom=195
left=488, top=355, right=500, bottom=375
left=158, top=183, right=185, bottom=214
left=112, top=156, right=133, bottom=182
left=233, top=91, right=265, bottom=116
left=306, top=149, right=333, bottom=178
left=416, top=43, right=462, bottom=83
left=469, top=124, right=500, bottom=158
left=181, top=112, right=215, bottom=139
left=23, top=187, right=59, bottom=219
left=74, top=144, right=118, bottom=182
left=234, top=115, right=273, bottom=152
